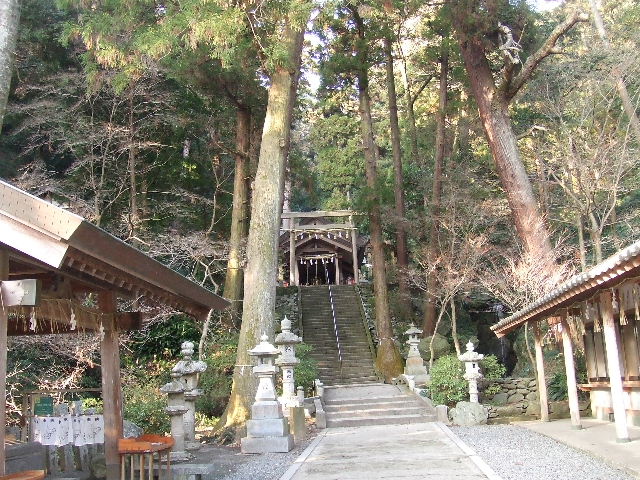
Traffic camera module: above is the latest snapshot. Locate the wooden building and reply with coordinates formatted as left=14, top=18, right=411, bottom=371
left=279, top=211, right=366, bottom=286
left=0, top=180, right=229, bottom=478
left=492, top=240, right=640, bottom=443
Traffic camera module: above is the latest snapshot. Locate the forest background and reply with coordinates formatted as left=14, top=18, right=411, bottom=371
left=0, top=0, right=639, bottom=434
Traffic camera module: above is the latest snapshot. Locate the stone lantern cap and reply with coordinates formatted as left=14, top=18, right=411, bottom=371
left=275, top=316, right=302, bottom=346
left=458, top=341, right=484, bottom=362
left=160, top=372, right=185, bottom=394
left=404, top=324, right=423, bottom=337
left=172, top=341, right=207, bottom=375
left=249, top=334, right=280, bottom=358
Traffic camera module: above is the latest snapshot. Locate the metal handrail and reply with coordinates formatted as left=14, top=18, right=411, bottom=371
left=328, top=285, right=343, bottom=368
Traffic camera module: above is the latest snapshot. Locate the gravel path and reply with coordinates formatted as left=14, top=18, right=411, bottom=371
left=453, top=424, right=634, bottom=480
left=215, top=433, right=316, bottom=480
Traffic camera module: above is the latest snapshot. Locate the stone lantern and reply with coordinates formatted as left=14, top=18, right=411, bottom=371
left=403, top=324, right=430, bottom=386
left=458, top=340, right=484, bottom=403
left=172, top=341, right=207, bottom=452
left=241, top=334, right=294, bottom=453
left=160, top=372, right=191, bottom=462
left=275, top=316, right=302, bottom=410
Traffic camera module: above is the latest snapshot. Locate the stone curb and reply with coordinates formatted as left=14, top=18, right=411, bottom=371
left=435, top=422, right=503, bottom=480
left=277, top=430, right=327, bottom=480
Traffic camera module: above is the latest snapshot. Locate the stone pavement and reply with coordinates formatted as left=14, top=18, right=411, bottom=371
left=517, top=418, right=640, bottom=478
left=279, top=422, right=501, bottom=480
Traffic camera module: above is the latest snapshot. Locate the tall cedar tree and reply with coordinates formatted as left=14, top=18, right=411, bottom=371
left=217, top=2, right=311, bottom=432
left=0, top=0, right=21, bottom=131
left=448, top=1, right=587, bottom=261
left=351, top=5, right=403, bottom=380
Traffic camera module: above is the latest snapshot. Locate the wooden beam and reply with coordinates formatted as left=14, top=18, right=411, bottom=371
left=560, top=318, right=582, bottom=429
left=350, top=216, right=359, bottom=284
left=6, top=312, right=141, bottom=335
left=600, top=290, right=630, bottom=442
left=290, top=223, right=353, bottom=231
left=289, top=219, right=296, bottom=286
left=99, top=291, right=124, bottom=479
left=0, top=250, right=8, bottom=475
left=281, top=210, right=356, bottom=219
left=533, top=322, right=549, bottom=422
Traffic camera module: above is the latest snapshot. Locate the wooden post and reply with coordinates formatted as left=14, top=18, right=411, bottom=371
left=99, top=291, right=124, bottom=479
left=349, top=216, right=359, bottom=284
left=600, top=290, right=630, bottom=442
left=560, top=318, right=582, bottom=429
left=289, top=226, right=296, bottom=286
left=533, top=322, right=549, bottom=422
left=0, top=250, right=9, bottom=475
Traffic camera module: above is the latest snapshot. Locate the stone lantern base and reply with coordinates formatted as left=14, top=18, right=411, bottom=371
left=240, top=401, right=294, bottom=453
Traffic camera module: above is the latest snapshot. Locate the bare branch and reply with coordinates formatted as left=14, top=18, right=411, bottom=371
left=503, top=10, right=588, bottom=102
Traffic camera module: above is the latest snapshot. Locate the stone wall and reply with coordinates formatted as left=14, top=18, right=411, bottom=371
left=483, top=377, right=590, bottom=421
left=275, top=287, right=300, bottom=333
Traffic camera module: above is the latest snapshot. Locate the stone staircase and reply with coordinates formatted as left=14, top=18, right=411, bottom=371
left=300, top=285, right=379, bottom=386
left=322, top=384, right=436, bottom=427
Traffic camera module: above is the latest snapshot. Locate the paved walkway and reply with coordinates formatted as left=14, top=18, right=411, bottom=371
left=517, top=418, right=640, bottom=478
left=279, top=423, right=500, bottom=480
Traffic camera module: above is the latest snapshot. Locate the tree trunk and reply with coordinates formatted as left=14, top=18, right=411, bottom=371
left=451, top=297, right=460, bottom=356
left=0, top=0, right=20, bottom=131
left=423, top=45, right=448, bottom=336
left=577, top=214, right=587, bottom=271
left=383, top=36, right=410, bottom=318
left=354, top=12, right=402, bottom=382
left=223, top=106, right=251, bottom=327
left=127, top=88, right=140, bottom=241
left=587, top=212, right=603, bottom=263
left=588, top=0, right=640, bottom=142
left=399, top=55, right=419, bottom=165
left=455, top=34, right=552, bottom=260
left=217, top=15, right=307, bottom=434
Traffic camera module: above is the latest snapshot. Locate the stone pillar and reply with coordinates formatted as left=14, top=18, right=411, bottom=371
left=172, top=341, right=207, bottom=451
left=560, top=318, right=582, bottom=429
left=459, top=341, right=483, bottom=403
left=335, top=255, right=341, bottom=285
left=404, top=324, right=429, bottom=386
left=600, top=290, right=630, bottom=442
left=160, top=373, right=191, bottom=462
left=241, top=335, right=294, bottom=453
left=275, top=317, right=302, bottom=411
left=533, top=322, right=549, bottom=422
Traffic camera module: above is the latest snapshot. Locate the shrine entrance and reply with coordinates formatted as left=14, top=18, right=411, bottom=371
left=279, top=211, right=365, bottom=286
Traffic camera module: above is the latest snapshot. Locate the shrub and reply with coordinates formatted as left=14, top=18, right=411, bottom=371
left=123, top=383, right=170, bottom=434
left=480, top=355, right=507, bottom=397
left=197, top=334, right=238, bottom=418
left=429, top=353, right=507, bottom=405
left=429, top=354, right=467, bottom=406
left=293, top=343, right=318, bottom=395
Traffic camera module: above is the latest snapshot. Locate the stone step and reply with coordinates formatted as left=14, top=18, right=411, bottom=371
left=321, top=377, right=380, bottom=386
left=325, top=406, right=427, bottom=418
left=323, top=399, right=424, bottom=410
left=324, top=395, right=414, bottom=406
left=325, top=413, right=435, bottom=428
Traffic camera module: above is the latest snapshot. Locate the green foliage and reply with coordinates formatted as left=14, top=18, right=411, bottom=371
left=127, top=316, right=201, bottom=363
left=123, top=383, right=170, bottom=434
left=429, top=353, right=507, bottom=405
left=293, top=343, right=318, bottom=395
left=480, top=355, right=507, bottom=396
left=428, top=354, right=467, bottom=406
left=196, top=334, right=238, bottom=418
left=548, top=371, right=568, bottom=401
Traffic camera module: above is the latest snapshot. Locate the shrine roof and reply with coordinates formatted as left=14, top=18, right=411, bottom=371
left=0, top=180, right=229, bottom=320
left=491, top=239, right=640, bottom=337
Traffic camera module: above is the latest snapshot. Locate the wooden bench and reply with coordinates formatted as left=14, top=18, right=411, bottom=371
left=0, top=470, right=46, bottom=480
left=118, top=435, right=174, bottom=480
